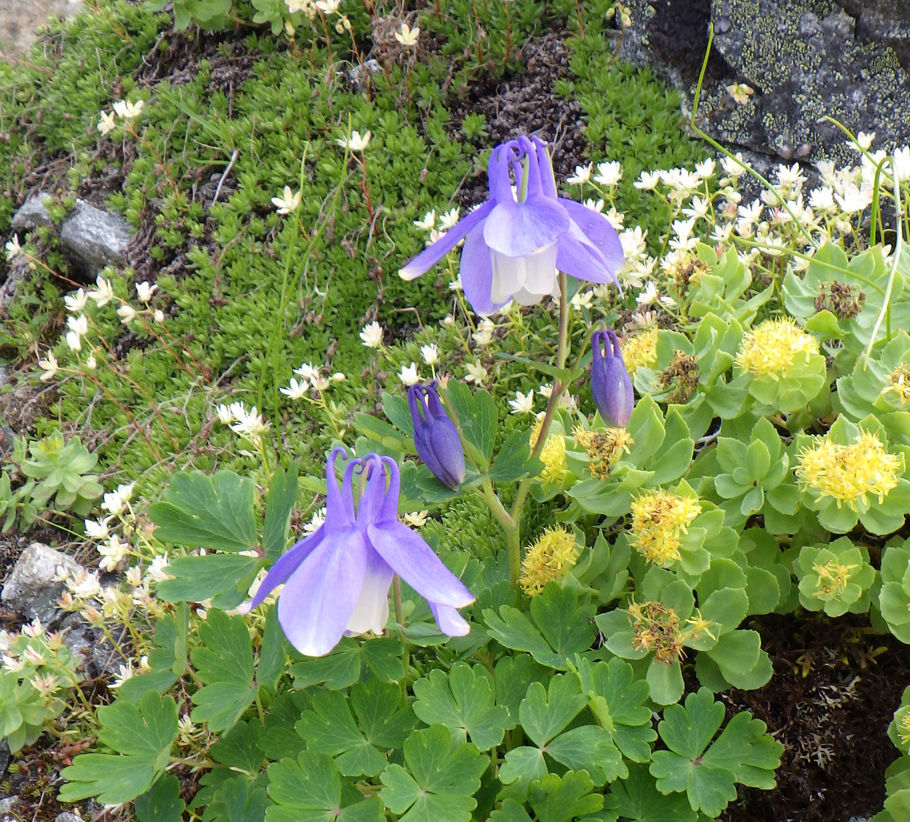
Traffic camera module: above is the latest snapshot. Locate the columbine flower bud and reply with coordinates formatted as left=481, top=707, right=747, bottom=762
left=407, top=382, right=466, bottom=490
left=590, top=329, right=634, bottom=427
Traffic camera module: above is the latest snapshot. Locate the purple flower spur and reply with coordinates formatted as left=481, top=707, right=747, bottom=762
left=246, top=448, right=474, bottom=656
left=400, top=135, right=624, bottom=314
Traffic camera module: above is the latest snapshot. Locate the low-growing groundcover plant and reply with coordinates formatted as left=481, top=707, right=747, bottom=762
left=4, top=1, right=910, bottom=821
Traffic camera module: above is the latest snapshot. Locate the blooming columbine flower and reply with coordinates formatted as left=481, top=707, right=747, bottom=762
left=408, top=382, right=466, bottom=489
left=399, top=135, right=624, bottom=315
left=590, top=329, right=634, bottom=427
left=247, top=449, right=474, bottom=655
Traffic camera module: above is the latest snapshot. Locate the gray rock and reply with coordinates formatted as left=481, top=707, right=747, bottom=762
left=58, top=199, right=132, bottom=277
left=0, top=797, right=18, bottom=814
left=54, top=813, right=85, bottom=822
left=10, top=191, right=55, bottom=231
left=0, top=740, right=8, bottom=778
left=0, top=542, right=83, bottom=626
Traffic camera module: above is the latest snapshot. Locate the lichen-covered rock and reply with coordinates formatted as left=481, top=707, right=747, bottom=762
left=619, top=0, right=910, bottom=166
left=0, top=542, right=82, bottom=625
left=58, top=199, right=133, bottom=276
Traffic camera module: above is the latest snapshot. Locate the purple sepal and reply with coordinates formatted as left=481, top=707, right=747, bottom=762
left=591, top=329, right=634, bottom=427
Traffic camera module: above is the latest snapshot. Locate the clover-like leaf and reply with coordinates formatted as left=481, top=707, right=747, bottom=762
left=289, top=636, right=404, bottom=689
left=267, top=751, right=383, bottom=822
left=297, top=681, right=413, bottom=777
left=150, top=470, right=257, bottom=552
left=527, top=771, right=605, bottom=821
left=649, top=688, right=783, bottom=816
left=59, top=692, right=178, bottom=805
left=413, top=662, right=510, bottom=750
left=380, top=725, right=487, bottom=821
left=189, top=610, right=256, bottom=732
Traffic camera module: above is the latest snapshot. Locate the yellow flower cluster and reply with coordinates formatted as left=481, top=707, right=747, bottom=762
left=574, top=426, right=634, bottom=479
left=811, top=559, right=857, bottom=597
left=630, top=490, right=701, bottom=566
left=735, top=317, right=819, bottom=376
left=628, top=600, right=685, bottom=663
left=621, top=327, right=659, bottom=375
left=519, top=526, right=580, bottom=597
left=796, top=430, right=902, bottom=509
left=531, top=418, right=567, bottom=483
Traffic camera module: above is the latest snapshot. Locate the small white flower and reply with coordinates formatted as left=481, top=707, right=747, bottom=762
left=583, top=198, right=605, bottom=213
left=230, top=404, right=271, bottom=442
left=619, top=226, right=647, bottom=261
left=147, top=554, right=171, bottom=583
left=38, top=351, right=59, bottom=382
left=439, top=208, right=460, bottom=231
left=117, top=304, right=137, bottom=324
left=311, top=375, right=331, bottom=391
left=567, top=164, right=593, bottom=185
left=413, top=210, right=436, bottom=231
left=403, top=510, right=429, bottom=527
left=215, top=403, right=234, bottom=424
left=694, top=158, right=716, bottom=179
left=64, top=289, right=89, bottom=313
left=853, top=131, right=876, bottom=152
left=571, top=290, right=593, bottom=310
left=835, top=183, right=872, bottom=214
left=87, top=354, right=98, bottom=372
left=720, top=153, right=748, bottom=178
left=271, top=186, right=301, bottom=215
left=112, top=99, right=144, bottom=119
left=99, top=535, right=130, bottom=572
left=399, top=362, right=420, bottom=386
left=604, top=207, right=624, bottom=230
left=65, top=330, right=81, bottom=352
left=304, top=507, right=326, bottom=534
left=4, top=236, right=22, bottom=260
left=394, top=23, right=419, bottom=46
left=538, top=383, right=553, bottom=399
left=67, top=314, right=88, bottom=337
left=893, top=147, right=910, bottom=183
left=725, top=82, right=754, bottom=104
left=420, top=343, right=438, bottom=365
left=359, top=321, right=384, bottom=348
left=508, top=389, right=534, bottom=415
left=88, top=275, right=115, bottom=307
left=634, top=170, right=660, bottom=190
left=637, top=281, right=659, bottom=306
left=153, top=309, right=165, bottom=323
left=135, top=281, right=158, bottom=303
left=337, top=130, right=371, bottom=152
left=593, top=160, right=622, bottom=187
left=472, top=318, right=495, bottom=347
left=809, top=186, right=836, bottom=213
left=109, top=662, right=134, bottom=689
left=448, top=276, right=463, bottom=291
left=464, top=359, right=487, bottom=384
left=84, top=516, right=112, bottom=540
left=682, top=196, right=710, bottom=221
left=294, top=362, right=319, bottom=381
left=280, top=378, right=309, bottom=399
left=315, top=0, right=340, bottom=12
left=97, top=111, right=116, bottom=135
left=330, top=372, right=345, bottom=382
left=286, top=0, right=315, bottom=12
left=67, top=569, right=101, bottom=600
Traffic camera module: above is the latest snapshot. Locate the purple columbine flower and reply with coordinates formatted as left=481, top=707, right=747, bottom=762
left=247, top=448, right=474, bottom=656
left=408, top=382, right=466, bottom=489
left=399, top=135, right=624, bottom=314
left=591, top=329, right=634, bottom=427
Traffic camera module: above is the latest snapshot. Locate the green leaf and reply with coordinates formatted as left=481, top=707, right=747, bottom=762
left=289, top=637, right=403, bottom=690
left=59, top=692, right=178, bottom=804
left=257, top=604, right=287, bottom=693
left=489, top=429, right=541, bottom=482
left=297, top=682, right=412, bottom=777
left=135, top=774, right=185, bottom=822
left=527, top=771, right=605, bottom=822
left=649, top=688, right=783, bottom=816
left=210, top=720, right=265, bottom=774
left=380, top=725, right=488, bottom=821
left=573, top=657, right=657, bottom=762
left=156, top=553, right=258, bottom=603
left=207, top=773, right=269, bottom=822
left=190, top=610, right=257, bottom=732
left=262, top=462, right=298, bottom=562
left=605, top=764, right=697, bottom=822
left=150, top=470, right=257, bottom=552
left=412, top=663, right=510, bottom=750
left=267, top=752, right=383, bottom=822
left=494, top=654, right=547, bottom=727
left=464, top=388, right=498, bottom=463
left=518, top=675, right=586, bottom=747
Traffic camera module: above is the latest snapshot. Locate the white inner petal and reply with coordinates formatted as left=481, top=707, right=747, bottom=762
left=489, top=244, right=558, bottom=303
left=344, top=562, right=392, bottom=636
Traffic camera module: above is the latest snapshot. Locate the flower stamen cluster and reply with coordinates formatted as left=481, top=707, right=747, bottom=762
left=883, top=366, right=910, bottom=404
left=796, top=430, right=902, bottom=509
left=519, top=526, right=580, bottom=597
left=735, top=317, right=819, bottom=377
left=531, top=418, right=566, bottom=482
left=630, top=490, right=701, bottom=566
left=573, top=426, right=633, bottom=479
left=627, top=600, right=685, bottom=663
left=811, top=559, right=858, bottom=597
left=620, top=327, right=658, bottom=375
